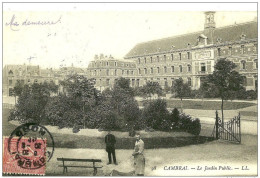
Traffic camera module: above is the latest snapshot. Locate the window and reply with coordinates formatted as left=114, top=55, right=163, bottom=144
left=187, top=52, right=191, bottom=59
left=179, top=65, right=182, bottom=72
left=106, top=69, right=109, bottom=75
left=254, top=59, right=258, bottom=69
left=241, top=60, right=246, bottom=70
left=171, top=54, right=174, bottom=61
left=9, top=88, right=14, bottom=96
left=94, top=70, right=97, bottom=76
left=106, top=62, right=109, bottom=66
left=164, top=78, right=168, bottom=86
left=132, top=79, right=135, bottom=87
left=115, top=62, right=117, bottom=66
left=241, top=45, right=245, bottom=54
left=201, top=63, right=206, bottom=72
left=144, top=68, right=147, bottom=74
left=131, top=70, right=134, bottom=75
left=115, top=69, right=117, bottom=76
left=157, top=67, right=160, bottom=74
left=179, top=53, right=182, bottom=60
left=106, top=79, right=110, bottom=86
left=28, top=79, right=30, bottom=83
left=151, top=68, right=153, bottom=74
left=34, top=79, right=38, bottom=83
left=136, top=79, right=140, bottom=87
left=171, top=78, right=174, bottom=87
left=188, top=78, right=192, bottom=86
left=217, top=48, right=221, bottom=56
left=229, top=46, right=232, bottom=55
left=138, top=68, right=141, bottom=75
left=164, top=66, right=167, bottom=73
left=127, top=70, right=129, bottom=75
left=157, top=56, right=159, bottom=62
left=188, top=65, right=191, bottom=72
left=254, top=44, right=257, bottom=53
left=122, top=70, right=124, bottom=75
left=9, top=80, right=12, bottom=85
left=150, top=57, right=153, bottom=63
left=144, top=57, right=146, bottom=64
left=138, top=58, right=140, bottom=64
left=242, top=76, right=247, bottom=86
left=164, top=55, right=166, bottom=62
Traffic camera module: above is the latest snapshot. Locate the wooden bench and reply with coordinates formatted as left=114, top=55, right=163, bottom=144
left=57, top=158, right=102, bottom=175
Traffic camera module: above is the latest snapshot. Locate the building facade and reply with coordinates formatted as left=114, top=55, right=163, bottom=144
left=2, top=64, right=87, bottom=96
left=124, top=12, right=257, bottom=90
left=87, top=54, right=137, bottom=91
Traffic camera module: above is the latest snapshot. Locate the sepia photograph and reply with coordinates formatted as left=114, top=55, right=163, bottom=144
left=2, top=2, right=258, bottom=176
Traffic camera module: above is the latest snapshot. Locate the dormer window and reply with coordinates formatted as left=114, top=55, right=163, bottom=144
left=240, top=34, right=246, bottom=40
left=8, top=70, right=13, bottom=76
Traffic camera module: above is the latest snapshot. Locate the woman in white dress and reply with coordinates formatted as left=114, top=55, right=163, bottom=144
left=132, top=133, right=145, bottom=176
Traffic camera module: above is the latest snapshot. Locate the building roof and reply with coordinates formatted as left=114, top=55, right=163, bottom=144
left=125, top=21, right=257, bottom=58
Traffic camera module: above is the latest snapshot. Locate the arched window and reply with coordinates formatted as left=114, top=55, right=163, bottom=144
left=171, top=66, right=174, bottom=73
left=164, top=66, right=167, bottom=73
left=144, top=68, right=147, bottom=74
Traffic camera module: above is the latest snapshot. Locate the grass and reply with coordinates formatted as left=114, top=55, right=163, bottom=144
left=139, top=99, right=256, bottom=110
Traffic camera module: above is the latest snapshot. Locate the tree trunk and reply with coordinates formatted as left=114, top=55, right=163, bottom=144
left=221, top=98, right=224, bottom=125
left=181, top=98, right=183, bottom=113
left=83, top=105, right=86, bottom=129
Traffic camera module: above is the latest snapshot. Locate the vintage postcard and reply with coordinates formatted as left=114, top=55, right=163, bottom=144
left=2, top=2, right=258, bottom=176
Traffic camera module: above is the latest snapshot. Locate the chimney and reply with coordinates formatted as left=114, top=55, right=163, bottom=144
left=100, top=53, right=104, bottom=59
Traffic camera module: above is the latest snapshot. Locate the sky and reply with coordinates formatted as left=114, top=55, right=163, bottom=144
left=3, top=3, right=257, bottom=69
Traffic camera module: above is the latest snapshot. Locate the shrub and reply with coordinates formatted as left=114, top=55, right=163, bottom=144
left=142, top=99, right=170, bottom=130
left=169, top=108, right=180, bottom=127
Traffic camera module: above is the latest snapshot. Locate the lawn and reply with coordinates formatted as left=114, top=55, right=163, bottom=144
left=139, top=99, right=256, bottom=110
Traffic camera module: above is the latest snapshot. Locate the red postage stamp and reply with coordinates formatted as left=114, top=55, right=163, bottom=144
left=3, top=137, right=46, bottom=175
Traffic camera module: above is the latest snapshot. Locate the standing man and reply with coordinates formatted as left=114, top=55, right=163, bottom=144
left=132, top=133, right=145, bottom=176
left=105, top=131, right=117, bottom=165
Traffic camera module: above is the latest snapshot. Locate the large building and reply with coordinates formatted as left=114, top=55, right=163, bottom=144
left=87, top=54, right=137, bottom=91
left=124, top=12, right=257, bottom=90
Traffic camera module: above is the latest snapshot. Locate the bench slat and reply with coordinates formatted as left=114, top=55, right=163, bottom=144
left=58, top=165, right=102, bottom=168
left=57, top=158, right=102, bottom=162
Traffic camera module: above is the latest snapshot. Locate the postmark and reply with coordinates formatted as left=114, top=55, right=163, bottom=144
left=3, top=123, right=54, bottom=175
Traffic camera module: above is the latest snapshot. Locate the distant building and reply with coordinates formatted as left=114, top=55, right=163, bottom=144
left=124, top=12, right=257, bottom=90
left=86, top=54, right=137, bottom=91
left=3, top=64, right=87, bottom=96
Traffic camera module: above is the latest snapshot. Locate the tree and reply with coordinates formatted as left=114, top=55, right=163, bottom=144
left=9, top=82, right=59, bottom=124
left=201, top=58, right=245, bottom=123
left=12, top=80, right=24, bottom=104
left=171, top=78, right=191, bottom=111
left=59, top=74, right=101, bottom=128
left=142, top=99, right=170, bottom=130
left=142, top=81, right=162, bottom=100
